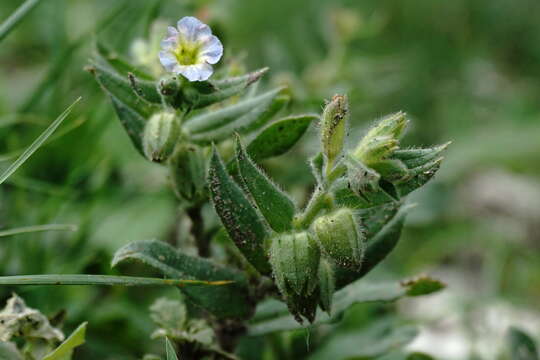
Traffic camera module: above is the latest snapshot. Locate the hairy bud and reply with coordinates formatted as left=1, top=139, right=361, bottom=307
left=321, top=95, right=349, bottom=172
left=312, top=208, right=365, bottom=269
left=317, top=257, right=335, bottom=314
left=168, top=143, right=207, bottom=203
left=143, top=111, right=180, bottom=162
left=270, top=231, right=320, bottom=322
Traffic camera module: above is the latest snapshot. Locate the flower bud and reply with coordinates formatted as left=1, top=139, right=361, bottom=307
left=317, top=257, right=335, bottom=314
left=312, top=208, right=365, bottom=269
left=321, top=95, right=349, bottom=171
left=352, top=112, right=408, bottom=166
left=143, top=111, right=180, bottom=162
left=270, top=231, right=320, bottom=297
left=168, top=143, right=207, bottom=203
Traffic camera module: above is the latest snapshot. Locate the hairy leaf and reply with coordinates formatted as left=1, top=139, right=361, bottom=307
left=88, top=61, right=159, bottom=154
left=247, top=114, right=317, bottom=161
left=186, top=68, right=269, bottom=109
left=249, top=281, right=406, bottom=336
left=236, top=137, right=295, bottom=232
left=112, top=240, right=253, bottom=319
left=208, top=148, right=271, bottom=274
left=335, top=209, right=408, bottom=289
left=185, top=88, right=282, bottom=135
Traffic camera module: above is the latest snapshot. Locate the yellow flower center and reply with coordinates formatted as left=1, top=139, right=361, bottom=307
left=173, top=41, right=201, bottom=66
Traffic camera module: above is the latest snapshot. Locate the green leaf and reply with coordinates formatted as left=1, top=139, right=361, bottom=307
left=43, top=322, right=87, bottom=360
left=333, top=178, right=397, bottom=210
left=95, top=42, right=154, bottom=80
left=247, top=114, right=317, bottom=161
left=397, top=157, right=443, bottom=197
left=248, top=280, right=407, bottom=336
left=208, top=148, right=271, bottom=274
left=112, top=239, right=253, bottom=319
left=507, top=327, right=539, bottom=360
left=309, top=319, right=418, bottom=360
left=335, top=209, right=408, bottom=289
left=128, top=73, right=162, bottom=104
left=188, top=93, right=287, bottom=144
left=402, top=275, right=446, bottom=296
left=185, top=68, right=269, bottom=109
left=236, top=137, right=295, bottom=232
left=89, top=61, right=159, bottom=154
left=165, top=338, right=179, bottom=360
left=0, top=0, right=42, bottom=42
left=185, top=88, right=282, bottom=135
left=0, top=275, right=227, bottom=287
left=392, top=142, right=450, bottom=169
left=0, top=97, right=81, bottom=185
left=0, top=224, right=77, bottom=238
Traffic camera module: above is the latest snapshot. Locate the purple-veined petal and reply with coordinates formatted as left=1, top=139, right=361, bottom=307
left=199, top=35, right=223, bottom=65
left=177, top=16, right=209, bottom=43
left=159, top=51, right=178, bottom=72
left=178, top=63, right=213, bottom=82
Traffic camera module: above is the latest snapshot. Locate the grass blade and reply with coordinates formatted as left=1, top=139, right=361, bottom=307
left=0, top=0, right=42, bottom=42
left=0, top=224, right=78, bottom=238
left=0, top=274, right=231, bottom=287
left=0, top=97, right=81, bottom=185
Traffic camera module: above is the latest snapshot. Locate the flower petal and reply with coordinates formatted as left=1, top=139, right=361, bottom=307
left=177, top=16, right=211, bottom=43
left=177, top=63, right=214, bottom=82
left=167, top=26, right=178, bottom=38
left=199, top=35, right=223, bottom=65
left=159, top=51, right=178, bottom=72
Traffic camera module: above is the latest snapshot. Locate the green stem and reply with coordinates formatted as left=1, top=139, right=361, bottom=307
left=295, top=161, right=347, bottom=229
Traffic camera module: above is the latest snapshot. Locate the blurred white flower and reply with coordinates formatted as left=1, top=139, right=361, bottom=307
left=159, top=16, right=223, bottom=82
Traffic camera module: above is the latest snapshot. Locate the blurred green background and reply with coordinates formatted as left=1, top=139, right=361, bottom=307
left=1, top=0, right=539, bottom=359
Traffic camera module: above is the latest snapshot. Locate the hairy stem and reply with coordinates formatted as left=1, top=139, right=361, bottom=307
left=186, top=205, right=210, bottom=257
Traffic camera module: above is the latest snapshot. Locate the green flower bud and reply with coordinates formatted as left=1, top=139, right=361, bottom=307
left=321, top=95, right=349, bottom=172
left=269, top=231, right=321, bottom=323
left=317, top=257, right=335, bottom=314
left=143, top=111, right=180, bottom=162
left=168, top=143, right=207, bottom=203
left=312, top=208, right=365, bottom=269
left=158, top=75, right=180, bottom=97
left=270, top=232, right=320, bottom=297
left=352, top=112, right=408, bottom=165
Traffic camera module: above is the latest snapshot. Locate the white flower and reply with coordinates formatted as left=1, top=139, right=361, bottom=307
left=159, top=17, right=223, bottom=82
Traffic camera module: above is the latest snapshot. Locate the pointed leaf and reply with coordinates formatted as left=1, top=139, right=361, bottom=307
left=185, top=88, right=282, bottom=135
left=186, top=68, right=269, bottom=109
left=236, top=138, right=295, bottom=232
left=95, top=42, right=154, bottom=80
left=247, top=114, right=317, bottom=161
left=249, top=280, right=407, bottom=336
left=188, top=92, right=287, bottom=144
left=89, top=62, right=159, bottom=154
left=112, top=239, right=253, bottom=319
left=392, top=142, right=450, bottom=169
left=335, top=209, right=408, bottom=289
left=208, top=148, right=271, bottom=274
left=397, top=157, right=443, bottom=197
left=43, top=322, right=87, bottom=360
left=165, top=338, right=179, bottom=360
